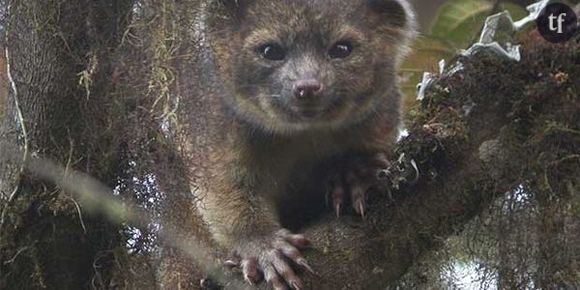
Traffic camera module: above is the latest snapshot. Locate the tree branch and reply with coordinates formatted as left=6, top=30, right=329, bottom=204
left=240, top=33, right=578, bottom=289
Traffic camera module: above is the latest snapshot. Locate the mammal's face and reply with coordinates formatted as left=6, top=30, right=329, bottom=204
left=209, top=0, right=414, bottom=133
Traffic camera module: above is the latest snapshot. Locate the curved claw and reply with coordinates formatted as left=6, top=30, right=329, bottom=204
left=279, top=230, right=310, bottom=249
left=224, top=259, right=239, bottom=269
left=271, top=251, right=302, bottom=290
left=329, top=175, right=346, bottom=218
left=263, top=262, right=289, bottom=290
left=234, top=230, right=313, bottom=289
left=354, top=198, right=366, bottom=219
left=296, top=258, right=318, bottom=276
left=326, top=153, right=388, bottom=219
left=242, top=258, right=260, bottom=285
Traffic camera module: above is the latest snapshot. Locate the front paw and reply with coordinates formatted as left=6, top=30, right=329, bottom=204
left=327, top=153, right=389, bottom=218
left=226, top=229, right=314, bottom=290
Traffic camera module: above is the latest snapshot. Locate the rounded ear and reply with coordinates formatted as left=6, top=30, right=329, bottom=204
left=367, top=0, right=414, bottom=29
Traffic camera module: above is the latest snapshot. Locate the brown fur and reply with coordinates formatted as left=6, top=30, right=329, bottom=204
left=179, top=0, right=416, bottom=286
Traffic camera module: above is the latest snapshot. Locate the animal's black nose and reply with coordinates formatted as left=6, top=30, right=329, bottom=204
left=293, top=79, right=323, bottom=100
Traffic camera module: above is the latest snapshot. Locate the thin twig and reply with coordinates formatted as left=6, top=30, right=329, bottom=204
left=63, top=135, right=87, bottom=234
left=3, top=246, right=30, bottom=265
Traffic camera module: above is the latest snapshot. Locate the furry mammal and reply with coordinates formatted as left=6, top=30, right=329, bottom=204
left=184, top=0, right=416, bottom=288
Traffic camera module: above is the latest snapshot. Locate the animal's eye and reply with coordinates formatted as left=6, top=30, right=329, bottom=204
left=328, top=41, right=353, bottom=59
left=257, top=43, right=286, bottom=61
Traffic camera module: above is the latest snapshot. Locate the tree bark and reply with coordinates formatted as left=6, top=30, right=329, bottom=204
left=0, top=1, right=133, bottom=289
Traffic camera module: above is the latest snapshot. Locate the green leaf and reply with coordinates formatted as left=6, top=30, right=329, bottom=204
left=430, top=0, right=528, bottom=48
left=399, top=0, right=527, bottom=107
left=499, top=3, right=529, bottom=24
left=430, top=0, right=493, bottom=47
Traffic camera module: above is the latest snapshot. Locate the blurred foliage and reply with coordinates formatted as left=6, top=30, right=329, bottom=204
left=401, top=0, right=527, bottom=108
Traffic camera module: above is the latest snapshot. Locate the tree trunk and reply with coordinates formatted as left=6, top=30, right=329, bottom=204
left=0, top=1, right=133, bottom=289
